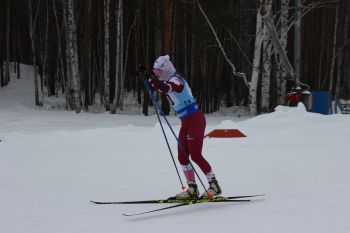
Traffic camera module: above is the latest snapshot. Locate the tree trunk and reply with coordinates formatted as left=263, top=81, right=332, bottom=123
left=63, top=1, right=73, bottom=110
left=162, top=0, right=171, bottom=55
left=190, top=0, right=197, bottom=87
left=317, top=14, right=326, bottom=89
left=335, top=2, right=349, bottom=99
left=215, top=49, right=224, bottom=110
left=119, top=0, right=125, bottom=110
left=277, top=0, right=289, bottom=104
left=1, top=60, right=3, bottom=87
left=52, top=0, right=66, bottom=95
left=329, top=0, right=340, bottom=94
left=111, top=0, right=124, bottom=113
left=171, top=0, right=177, bottom=61
left=17, top=61, right=20, bottom=80
left=249, top=7, right=264, bottom=116
left=5, top=0, right=10, bottom=85
left=294, top=0, right=301, bottom=84
left=261, top=0, right=272, bottom=113
left=159, top=0, right=171, bottom=115
left=84, top=0, right=92, bottom=111
left=154, top=0, right=162, bottom=56
left=183, top=2, right=188, bottom=78
left=42, top=0, right=49, bottom=101
left=104, top=0, right=111, bottom=111
left=28, top=0, right=40, bottom=106
left=67, top=0, right=82, bottom=113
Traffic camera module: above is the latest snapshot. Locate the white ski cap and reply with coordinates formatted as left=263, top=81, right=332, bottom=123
left=153, top=55, right=170, bottom=69
left=153, top=55, right=176, bottom=81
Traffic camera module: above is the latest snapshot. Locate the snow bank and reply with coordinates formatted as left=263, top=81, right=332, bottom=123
left=1, top=64, right=350, bottom=233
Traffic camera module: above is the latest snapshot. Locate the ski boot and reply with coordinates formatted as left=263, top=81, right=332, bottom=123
left=201, top=178, right=222, bottom=198
left=175, top=182, right=199, bottom=199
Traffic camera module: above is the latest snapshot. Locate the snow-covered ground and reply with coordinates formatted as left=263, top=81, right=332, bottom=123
left=0, top=65, right=349, bottom=233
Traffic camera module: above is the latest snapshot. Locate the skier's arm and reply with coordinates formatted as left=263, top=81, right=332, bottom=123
left=149, top=76, right=184, bottom=94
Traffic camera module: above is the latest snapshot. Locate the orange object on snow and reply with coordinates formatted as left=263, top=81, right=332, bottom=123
left=204, top=129, right=246, bottom=138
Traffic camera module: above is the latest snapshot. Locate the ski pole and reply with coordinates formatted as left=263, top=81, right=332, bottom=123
left=141, top=74, right=186, bottom=190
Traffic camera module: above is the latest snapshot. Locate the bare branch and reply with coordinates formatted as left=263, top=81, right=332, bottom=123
left=195, top=0, right=248, bottom=87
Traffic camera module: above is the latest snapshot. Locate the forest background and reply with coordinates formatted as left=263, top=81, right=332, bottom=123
left=0, top=0, right=349, bottom=115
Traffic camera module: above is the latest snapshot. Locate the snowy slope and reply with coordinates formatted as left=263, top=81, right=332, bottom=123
left=0, top=65, right=349, bottom=233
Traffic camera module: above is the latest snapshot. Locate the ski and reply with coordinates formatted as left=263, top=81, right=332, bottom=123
left=122, top=203, right=189, bottom=216
left=90, top=194, right=265, bottom=205
left=121, top=199, right=252, bottom=217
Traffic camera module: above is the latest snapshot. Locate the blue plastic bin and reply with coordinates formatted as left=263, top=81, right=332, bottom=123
left=310, top=91, right=331, bottom=115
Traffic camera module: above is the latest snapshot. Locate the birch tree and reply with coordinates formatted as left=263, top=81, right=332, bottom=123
left=294, top=0, right=301, bottom=84
left=111, top=0, right=124, bottom=113
left=67, top=0, right=81, bottom=113
left=277, top=0, right=289, bottom=103
left=63, top=1, right=73, bottom=110
left=249, top=6, right=264, bottom=115
left=261, top=0, right=273, bottom=112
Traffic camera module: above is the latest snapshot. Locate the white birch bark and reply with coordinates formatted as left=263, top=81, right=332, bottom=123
left=277, top=0, right=289, bottom=103
left=294, top=0, right=301, bottom=84
left=261, top=0, right=273, bottom=112
left=112, top=0, right=124, bottom=112
left=104, top=0, right=111, bottom=111
left=249, top=7, right=264, bottom=116
left=63, top=1, right=73, bottom=110
left=67, top=0, right=81, bottom=113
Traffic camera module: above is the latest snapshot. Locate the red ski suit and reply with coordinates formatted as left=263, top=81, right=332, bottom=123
left=177, top=111, right=211, bottom=173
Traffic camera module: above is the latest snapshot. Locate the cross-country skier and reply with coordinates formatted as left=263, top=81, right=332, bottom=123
left=148, top=55, right=222, bottom=199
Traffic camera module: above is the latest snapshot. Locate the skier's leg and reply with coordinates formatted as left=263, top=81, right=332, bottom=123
left=187, top=112, right=212, bottom=175
left=178, top=125, right=195, bottom=182
left=187, top=112, right=222, bottom=197
left=175, top=125, right=199, bottom=199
